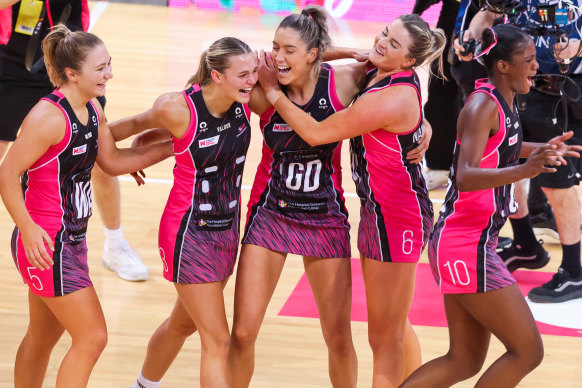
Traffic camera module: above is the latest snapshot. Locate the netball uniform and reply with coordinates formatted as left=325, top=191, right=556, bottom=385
left=350, top=68, right=433, bottom=262
left=243, top=63, right=350, bottom=258
left=11, top=90, right=99, bottom=297
left=159, top=84, right=251, bottom=284
left=0, top=0, right=90, bottom=142
left=429, top=80, right=522, bottom=294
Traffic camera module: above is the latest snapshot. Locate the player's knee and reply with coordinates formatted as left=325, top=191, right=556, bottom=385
left=168, top=317, right=198, bottom=338
left=321, top=324, right=353, bottom=354
left=74, top=328, right=108, bottom=361
left=26, top=326, right=64, bottom=350
left=231, top=324, right=258, bottom=349
left=201, top=331, right=231, bottom=357
left=367, top=329, right=404, bottom=356
left=446, top=351, right=484, bottom=379
left=517, top=335, right=544, bottom=371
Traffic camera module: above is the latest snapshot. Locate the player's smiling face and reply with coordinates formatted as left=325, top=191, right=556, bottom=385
left=215, top=52, right=258, bottom=104
left=369, top=19, right=416, bottom=73
left=68, top=43, right=112, bottom=98
left=271, top=27, right=318, bottom=85
left=506, top=39, right=538, bottom=94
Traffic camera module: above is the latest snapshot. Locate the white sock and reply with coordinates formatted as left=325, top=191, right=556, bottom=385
left=132, top=371, right=160, bottom=388
left=104, top=226, right=124, bottom=249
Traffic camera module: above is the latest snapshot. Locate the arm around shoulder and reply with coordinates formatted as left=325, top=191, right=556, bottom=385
left=95, top=102, right=173, bottom=176
left=108, top=92, right=189, bottom=141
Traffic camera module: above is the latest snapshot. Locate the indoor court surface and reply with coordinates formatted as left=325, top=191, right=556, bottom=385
left=0, top=2, right=581, bottom=387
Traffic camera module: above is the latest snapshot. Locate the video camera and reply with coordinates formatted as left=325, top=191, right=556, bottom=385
left=455, top=0, right=582, bottom=73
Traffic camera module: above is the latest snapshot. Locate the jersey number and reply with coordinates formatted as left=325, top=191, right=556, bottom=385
left=27, top=266, right=44, bottom=291
left=443, top=260, right=471, bottom=286
left=286, top=160, right=322, bottom=192
left=402, top=230, right=414, bottom=255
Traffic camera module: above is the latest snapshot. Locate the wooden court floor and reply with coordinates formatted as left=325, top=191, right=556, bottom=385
left=0, top=2, right=581, bottom=387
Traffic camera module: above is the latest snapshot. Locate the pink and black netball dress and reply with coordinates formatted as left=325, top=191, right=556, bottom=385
left=350, top=68, right=433, bottom=263
left=429, top=79, right=522, bottom=294
left=12, top=90, right=99, bottom=297
left=159, top=84, right=251, bottom=284
left=243, top=63, right=350, bottom=258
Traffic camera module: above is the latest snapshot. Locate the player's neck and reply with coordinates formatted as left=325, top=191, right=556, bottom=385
left=201, top=83, right=234, bottom=118
left=286, top=71, right=318, bottom=106
left=489, top=76, right=516, bottom=112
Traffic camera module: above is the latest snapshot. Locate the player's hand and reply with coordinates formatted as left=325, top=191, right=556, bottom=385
left=257, top=49, right=279, bottom=93
left=130, top=170, right=146, bottom=186
left=130, top=134, right=147, bottom=186
left=522, top=143, right=561, bottom=178
left=20, top=221, right=54, bottom=270
left=353, top=49, right=371, bottom=62
left=548, top=131, right=582, bottom=164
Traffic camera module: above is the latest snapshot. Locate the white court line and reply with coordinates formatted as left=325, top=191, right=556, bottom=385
left=88, top=1, right=109, bottom=32
left=117, top=176, right=446, bottom=203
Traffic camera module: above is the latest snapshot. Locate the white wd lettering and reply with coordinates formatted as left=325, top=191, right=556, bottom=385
left=74, top=181, right=92, bottom=219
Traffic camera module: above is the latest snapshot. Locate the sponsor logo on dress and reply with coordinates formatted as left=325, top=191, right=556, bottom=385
left=199, top=135, right=219, bottom=148
left=72, top=123, right=78, bottom=134
left=73, top=144, right=87, bottom=155
left=199, top=121, right=208, bottom=132
left=217, top=122, right=231, bottom=132
left=508, top=134, right=518, bottom=146
left=235, top=107, right=243, bottom=118
left=237, top=123, right=247, bottom=137
left=278, top=200, right=288, bottom=208
left=198, top=219, right=207, bottom=226
left=319, top=98, right=328, bottom=109
left=273, top=123, right=292, bottom=132
left=85, top=132, right=92, bottom=140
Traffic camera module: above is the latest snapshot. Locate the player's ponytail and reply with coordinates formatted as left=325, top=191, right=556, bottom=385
left=397, top=14, right=447, bottom=79
left=187, top=50, right=211, bottom=86
left=42, top=23, right=103, bottom=87
left=478, top=24, right=531, bottom=75
left=278, top=5, right=334, bottom=77
left=186, top=37, right=252, bottom=88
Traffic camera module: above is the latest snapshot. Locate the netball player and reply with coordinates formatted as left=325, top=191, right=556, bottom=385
left=0, top=0, right=149, bottom=282
left=400, top=24, right=581, bottom=387
left=231, top=12, right=443, bottom=388
left=107, top=38, right=257, bottom=388
left=0, top=25, right=172, bottom=388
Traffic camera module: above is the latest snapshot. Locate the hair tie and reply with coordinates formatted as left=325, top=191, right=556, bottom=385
left=475, top=27, right=498, bottom=58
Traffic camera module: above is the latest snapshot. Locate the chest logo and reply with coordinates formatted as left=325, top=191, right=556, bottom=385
left=73, top=144, right=87, bottom=155
left=273, top=123, right=292, bottom=132
left=217, top=122, right=231, bottom=132
left=508, top=134, right=518, bottom=146
left=237, top=123, right=247, bottom=137
left=199, top=135, right=219, bottom=148
left=319, top=98, right=328, bottom=109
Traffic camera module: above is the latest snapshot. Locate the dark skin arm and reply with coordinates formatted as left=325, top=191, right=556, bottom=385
left=455, top=93, right=569, bottom=191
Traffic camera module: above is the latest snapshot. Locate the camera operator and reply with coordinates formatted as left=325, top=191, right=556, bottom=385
left=456, top=0, right=582, bottom=303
